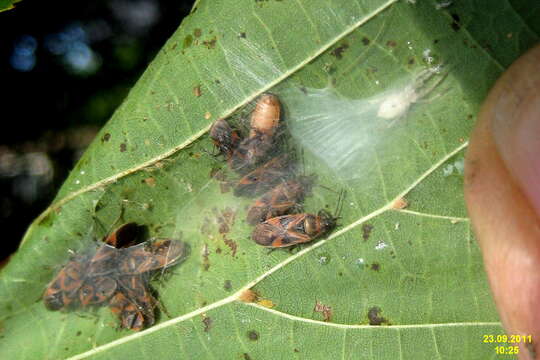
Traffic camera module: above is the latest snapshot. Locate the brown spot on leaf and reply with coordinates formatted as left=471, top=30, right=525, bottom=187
left=202, top=243, right=210, bottom=271
left=392, top=198, right=408, bottom=209
left=202, top=315, right=213, bottom=332
left=101, top=133, right=111, bottom=143
left=247, top=330, right=259, bottom=341
left=314, top=301, right=332, bottom=322
left=239, top=32, right=247, bottom=39
left=203, top=36, right=217, bottom=49
left=368, top=306, right=389, bottom=325
left=370, top=263, right=380, bottom=271
left=193, top=85, right=202, bottom=97
left=330, top=43, right=349, bottom=59
left=183, top=35, right=193, bottom=49
left=362, top=224, right=373, bottom=241
left=238, top=289, right=258, bottom=303
left=143, top=177, right=156, bottom=187
left=361, top=37, right=370, bottom=45
left=408, top=58, right=415, bottom=65
left=120, top=143, right=127, bottom=152
left=223, top=237, right=238, bottom=257
left=194, top=28, right=202, bottom=38
left=243, top=354, right=252, bottom=360
left=386, top=40, right=397, bottom=47
left=204, top=112, right=212, bottom=119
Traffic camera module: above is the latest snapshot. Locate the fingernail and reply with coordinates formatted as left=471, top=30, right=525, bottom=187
left=490, top=45, right=540, bottom=215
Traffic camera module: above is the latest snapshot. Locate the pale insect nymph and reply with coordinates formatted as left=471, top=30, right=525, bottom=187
left=376, top=65, right=448, bottom=121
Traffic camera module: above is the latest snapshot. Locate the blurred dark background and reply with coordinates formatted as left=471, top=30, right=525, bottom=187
left=0, top=0, right=195, bottom=262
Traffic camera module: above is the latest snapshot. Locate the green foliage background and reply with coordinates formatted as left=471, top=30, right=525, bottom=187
left=1, top=0, right=539, bottom=358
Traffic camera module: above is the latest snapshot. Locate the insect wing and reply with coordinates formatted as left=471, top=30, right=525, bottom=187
left=234, top=155, right=292, bottom=197
left=79, top=276, right=117, bottom=306
left=109, top=291, right=146, bottom=331
left=118, top=239, right=185, bottom=275
left=228, top=133, right=274, bottom=174
left=210, top=119, right=241, bottom=159
left=86, top=244, right=120, bottom=277
left=252, top=215, right=311, bottom=247
left=43, top=259, right=86, bottom=310
left=247, top=179, right=309, bottom=225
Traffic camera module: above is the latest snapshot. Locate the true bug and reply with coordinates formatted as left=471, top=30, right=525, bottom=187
left=43, top=222, right=184, bottom=331
left=43, top=223, right=140, bottom=310
left=246, top=176, right=314, bottom=225
left=209, top=119, right=241, bottom=160
left=234, top=154, right=293, bottom=197
left=228, top=94, right=283, bottom=173
left=249, top=93, right=281, bottom=138
left=109, top=288, right=148, bottom=331
left=79, top=276, right=117, bottom=306
left=109, top=275, right=157, bottom=331
left=228, top=133, right=274, bottom=174
left=117, top=238, right=185, bottom=275
left=251, top=191, right=344, bottom=248
left=43, top=257, right=88, bottom=310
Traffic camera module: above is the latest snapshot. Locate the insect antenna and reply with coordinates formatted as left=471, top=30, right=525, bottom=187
left=334, top=189, right=347, bottom=219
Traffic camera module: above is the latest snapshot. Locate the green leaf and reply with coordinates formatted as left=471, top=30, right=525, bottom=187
left=1, top=0, right=539, bottom=358
left=0, top=0, right=21, bottom=13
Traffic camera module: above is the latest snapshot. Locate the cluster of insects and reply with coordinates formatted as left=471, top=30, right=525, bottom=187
left=210, top=94, right=342, bottom=248
left=43, top=223, right=185, bottom=331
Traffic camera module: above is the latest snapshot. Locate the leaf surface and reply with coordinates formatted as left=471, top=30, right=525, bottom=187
left=1, top=0, right=539, bottom=359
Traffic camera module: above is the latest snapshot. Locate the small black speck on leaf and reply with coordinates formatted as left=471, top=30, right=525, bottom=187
left=330, top=43, right=349, bottom=59
left=101, top=133, right=111, bottom=143
left=451, top=13, right=461, bottom=31
left=362, top=224, right=373, bottom=241
left=247, top=330, right=259, bottom=341
left=368, top=306, right=388, bottom=326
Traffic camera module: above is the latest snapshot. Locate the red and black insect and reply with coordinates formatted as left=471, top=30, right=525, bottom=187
left=43, top=257, right=88, bottom=310
left=117, top=238, right=185, bottom=275
left=227, top=94, right=282, bottom=174
left=227, top=133, right=274, bottom=174
left=43, top=223, right=141, bottom=310
left=234, top=154, right=293, bottom=197
left=209, top=118, right=241, bottom=160
left=251, top=192, right=344, bottom=248
left=43, top=222, right=185, bottom=331
left=79, top=276, right=118, bottom=307
left=110, top=275, right=157, bottom=331
left=246, top=176, right=314, bottom=225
